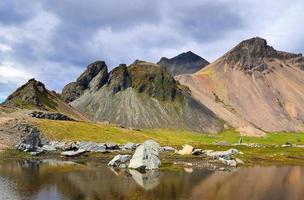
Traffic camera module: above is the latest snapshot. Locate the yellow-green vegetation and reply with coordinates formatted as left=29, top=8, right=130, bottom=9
left=32, top=119, right=304, bottom=147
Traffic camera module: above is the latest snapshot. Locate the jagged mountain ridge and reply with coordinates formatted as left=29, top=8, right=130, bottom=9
left=158, top=51, right=209, bottom=76
left=2, top=79, right=87, bottom=120
left=63, top=60, right=223, bottom=133
left=177, top=37, right=304, bottom=133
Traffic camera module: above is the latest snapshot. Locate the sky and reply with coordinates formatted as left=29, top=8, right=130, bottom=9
left=0, top=0, right=304, bottom=102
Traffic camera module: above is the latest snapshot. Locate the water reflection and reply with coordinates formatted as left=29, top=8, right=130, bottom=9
left=0, top=160, right=303, bottom=200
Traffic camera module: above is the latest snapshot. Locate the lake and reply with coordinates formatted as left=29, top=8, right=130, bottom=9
left=0, top=160, right=303, bottom=200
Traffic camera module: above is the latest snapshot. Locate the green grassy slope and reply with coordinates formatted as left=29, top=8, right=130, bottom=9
left=32, top=119, right=304, bottom=146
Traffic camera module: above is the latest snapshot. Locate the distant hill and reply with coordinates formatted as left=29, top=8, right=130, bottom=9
left=177, top=37, right=304, bottom=133
left=2, top=79, right=87, bottom=120
left=157, top=51, right=209, bottom=76
left=62, top=60, right=223, bottom=133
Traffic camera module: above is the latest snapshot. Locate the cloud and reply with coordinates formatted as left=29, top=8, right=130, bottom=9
left=0, top=0, right=303, bottom=100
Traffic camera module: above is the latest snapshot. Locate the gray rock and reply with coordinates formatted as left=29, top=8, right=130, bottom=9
left=41, top=145, right=56, bottom=152
left=108, top=154, right=131, bottom=168
left=50, top=141, right=66, bottom=150
left=128, top=140, right=161, bottom=170
left=123, top=142, right=137, bottom=150
left=78, top=142, right=107, bottom=152
left=160, top=146, right=175, bottom=152
left=206, top=148, right=239, bottom=159
left=61, top=149, right=86, bottom=157
left=192, top=149, right=203, bottom=156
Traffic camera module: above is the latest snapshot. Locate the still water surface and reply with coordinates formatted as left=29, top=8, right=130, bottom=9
left=0, top=160, right=303, bottom=200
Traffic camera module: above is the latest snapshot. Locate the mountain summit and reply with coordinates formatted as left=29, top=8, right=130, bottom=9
left=177, top=37, right=304, bottom=133
left=62, top=60, right=223, bottom=133
left=223, top=37, right=302, bottom=74
left=158, top=51, right=209, bottom=76
left=3, top=78, right=86, bottom=120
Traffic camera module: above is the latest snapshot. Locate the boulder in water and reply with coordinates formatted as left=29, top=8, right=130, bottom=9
left=128, top=140, right=161, bottom=170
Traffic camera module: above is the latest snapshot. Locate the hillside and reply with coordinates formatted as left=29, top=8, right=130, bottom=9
left=177, top=37, right=304, bottom=134
left=2, top=79, right=87, bottom=121
left=63, top=60, right=223, bottom=133
left=158, top=51, right=209, bottom=75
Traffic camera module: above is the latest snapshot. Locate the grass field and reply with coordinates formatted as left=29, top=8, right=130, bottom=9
left=32, top=119, right=304, bottom=146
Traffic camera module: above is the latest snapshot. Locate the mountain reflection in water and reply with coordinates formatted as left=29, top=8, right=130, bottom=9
left=0, top=160, right=303, bottom=200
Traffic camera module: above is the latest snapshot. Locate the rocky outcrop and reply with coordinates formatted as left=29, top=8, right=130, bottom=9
left=61, top=61, right=108, bottom=102
left=224, top=37, right=302, bottom=74
left=128, top=140, right=161, bottom=170
left=29, top=111, right=74, bottom=121
left=107, top=64, right=131, bottom=94
left=158, top=51, right=209, bottom=75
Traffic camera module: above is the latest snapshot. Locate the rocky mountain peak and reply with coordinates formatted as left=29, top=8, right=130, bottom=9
left=4, top=78, right=51, bottom=109
left=158, top=51, right=209, bottom=76
left=224, top=37, right=301, bottom=74
left=61, top=61, right=109, bottom=102
left=76, top=61, right=108, bottom=88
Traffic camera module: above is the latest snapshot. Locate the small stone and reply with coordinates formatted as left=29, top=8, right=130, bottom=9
left=61, top=149, right=86, bottom=157
left=160, top=146, right=175, bottom=152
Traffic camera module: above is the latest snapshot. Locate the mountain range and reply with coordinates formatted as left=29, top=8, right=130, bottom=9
left=2, top=37, right=304, bottom=135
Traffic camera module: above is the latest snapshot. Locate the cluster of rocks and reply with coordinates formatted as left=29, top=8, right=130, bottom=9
left=29, top=111, right=74, bottom=121
left=175, top=144, right=244, bottom=167
left=16, top=134, right=146, bottom=157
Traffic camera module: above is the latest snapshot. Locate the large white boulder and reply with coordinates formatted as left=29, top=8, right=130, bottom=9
left=128, top=140, right=161, bottom=170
